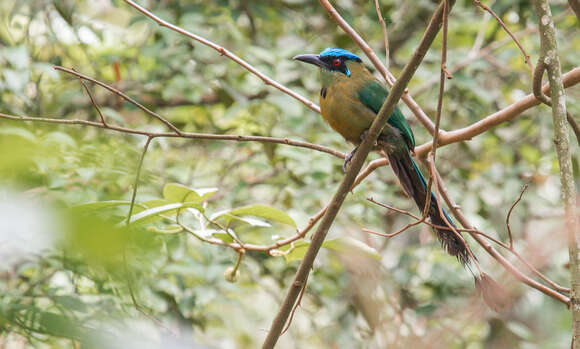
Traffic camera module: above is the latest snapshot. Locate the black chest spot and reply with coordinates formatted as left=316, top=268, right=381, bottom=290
left=320, top=87, right=327, bottom=98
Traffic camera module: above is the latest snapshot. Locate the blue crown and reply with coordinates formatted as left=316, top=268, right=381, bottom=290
left=319, top=48, right=362, bottom=62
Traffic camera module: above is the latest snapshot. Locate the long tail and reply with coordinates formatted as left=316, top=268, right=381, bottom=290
left=385, top=150, right=470, bottom=265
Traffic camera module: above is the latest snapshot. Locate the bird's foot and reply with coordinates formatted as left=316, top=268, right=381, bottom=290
left=359, top=130, right=369, bottom=143
left=342, top=131, right=371, bottom=173
left=342, top=146, right=358, bottom=173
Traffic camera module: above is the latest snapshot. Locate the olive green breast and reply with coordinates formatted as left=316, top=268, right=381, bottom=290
left=319, top=62, right=376, bottom=144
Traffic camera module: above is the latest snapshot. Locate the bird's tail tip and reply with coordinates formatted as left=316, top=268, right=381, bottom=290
left=434, top=223, right=471, bottom=265
left=474, top=272, right=509, bottom=312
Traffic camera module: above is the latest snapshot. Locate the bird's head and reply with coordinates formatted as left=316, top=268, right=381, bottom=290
left=293, top=48, right=362, bottom=77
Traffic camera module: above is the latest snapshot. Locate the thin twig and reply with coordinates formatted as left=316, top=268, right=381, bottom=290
left=121, top=0, right=320, bottom=114
left=423, top=0, right=451, bottom=220
left=54, top=66, right=182, bottom=135
left=472, top=0, right=533, bottom=72
left=374, top=0, right=390, bottom=70
left=126, top=136, right=154, bottom=225
left=506, top=184, right=528, bottom=249
left=568, top=112, right=580, bottom=145
left=76, top=73, right=108, bottom=127
left=366, top=197, right=480, bottom=233
left=0, top=112, right=344, bottom=159
left=281, top=275, right=308, bottom=335
left=368, top=197, right=419, bottom=220
left=121, top=135, right=175, bottom=335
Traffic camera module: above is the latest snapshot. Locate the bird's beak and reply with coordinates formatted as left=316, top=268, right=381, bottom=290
left=293, top=54, right=326, bottom=69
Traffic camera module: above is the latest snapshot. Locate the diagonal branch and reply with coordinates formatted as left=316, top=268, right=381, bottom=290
left=373, top=0, right=390, bottom=69
left=423, top=0, right=451, bottom=221
left=263, top=2, right=454, bottom=347
left=76, top=73, right=109, bottom=127
left=472, top=0, right=533, bottom=72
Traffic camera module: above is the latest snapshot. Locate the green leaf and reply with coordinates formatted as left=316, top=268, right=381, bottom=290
left=72, top=200, right=132, bottom=212
left=37, top=311, right=85, bottom=339
left=284, top=241, right=310, bottom=262
left=211, top=212, right=272, bottom=227
left=322, top=237, right=381, bottom=260
left=147, top=224, right=183, bottom=234
left=0, top=127, right=36, bottom=142
left=224, top=204, right=296, bottom=227
left=212, top=232, right=234, bottom=243
left=44, top=132, right=77, bottom=148
left=163, top=183, right=218, bottom=203
left=129, top=202, right=201, bottom=225
left=415, top=303, right=436, bottom=315
left=52, top=295, right=88, bottom=313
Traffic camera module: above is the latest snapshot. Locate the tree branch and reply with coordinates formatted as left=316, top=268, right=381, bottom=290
left=569, top=0, right=580, bottom=21
left=531, top=0, right=579, bottom=346
left=373, top=0, right=390, bottom=69
left=506, top=185, right=528, bottom=249
left=472, top=0, right=533, bottom=72
left=0, top=112, right=344, bottom=159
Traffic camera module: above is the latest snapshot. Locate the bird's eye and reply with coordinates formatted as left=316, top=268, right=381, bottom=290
left=332, top=58, right=341, bottom=67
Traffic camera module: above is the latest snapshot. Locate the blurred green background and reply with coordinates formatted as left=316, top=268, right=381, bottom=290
left=0, top=0, right=578, bottom=348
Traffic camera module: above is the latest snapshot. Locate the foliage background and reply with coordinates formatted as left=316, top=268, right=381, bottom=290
left=0, top=0, right=578, bottom=348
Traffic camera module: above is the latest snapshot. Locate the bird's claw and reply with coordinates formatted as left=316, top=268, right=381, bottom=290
left=342, top=131, right=370, bottom=173
left=342, top=148, right=357, bottom=173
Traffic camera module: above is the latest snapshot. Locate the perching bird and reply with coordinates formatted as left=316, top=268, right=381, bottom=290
left=294, top=48, right=470, bottom=264
left=294, top=48, right=507, bottom=311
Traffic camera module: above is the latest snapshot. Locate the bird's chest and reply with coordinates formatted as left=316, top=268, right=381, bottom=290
left=319, top=85, right=374, bottom=144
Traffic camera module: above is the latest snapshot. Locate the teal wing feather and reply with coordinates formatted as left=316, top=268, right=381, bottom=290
left=357, top=80, right=415, bottom=149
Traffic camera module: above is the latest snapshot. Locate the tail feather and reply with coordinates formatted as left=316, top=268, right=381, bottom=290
left=386, top=151, right=470, bottom=265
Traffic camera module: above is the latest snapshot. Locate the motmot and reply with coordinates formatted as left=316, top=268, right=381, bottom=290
left=293, top=48, right=506, bottom=311
left=293, top=48, right=469, bottom=264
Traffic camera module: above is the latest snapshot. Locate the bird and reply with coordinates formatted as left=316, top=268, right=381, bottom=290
left=293, top=48, right=507, bottom=311
left=294, top=47, right=470, bottom=264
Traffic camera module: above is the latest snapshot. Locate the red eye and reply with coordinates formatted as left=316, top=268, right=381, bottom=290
left=332, top=58, right=341, bottom=66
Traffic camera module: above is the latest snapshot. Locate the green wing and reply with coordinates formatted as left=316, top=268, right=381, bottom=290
left=357, top=80, right=415, bottom=149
